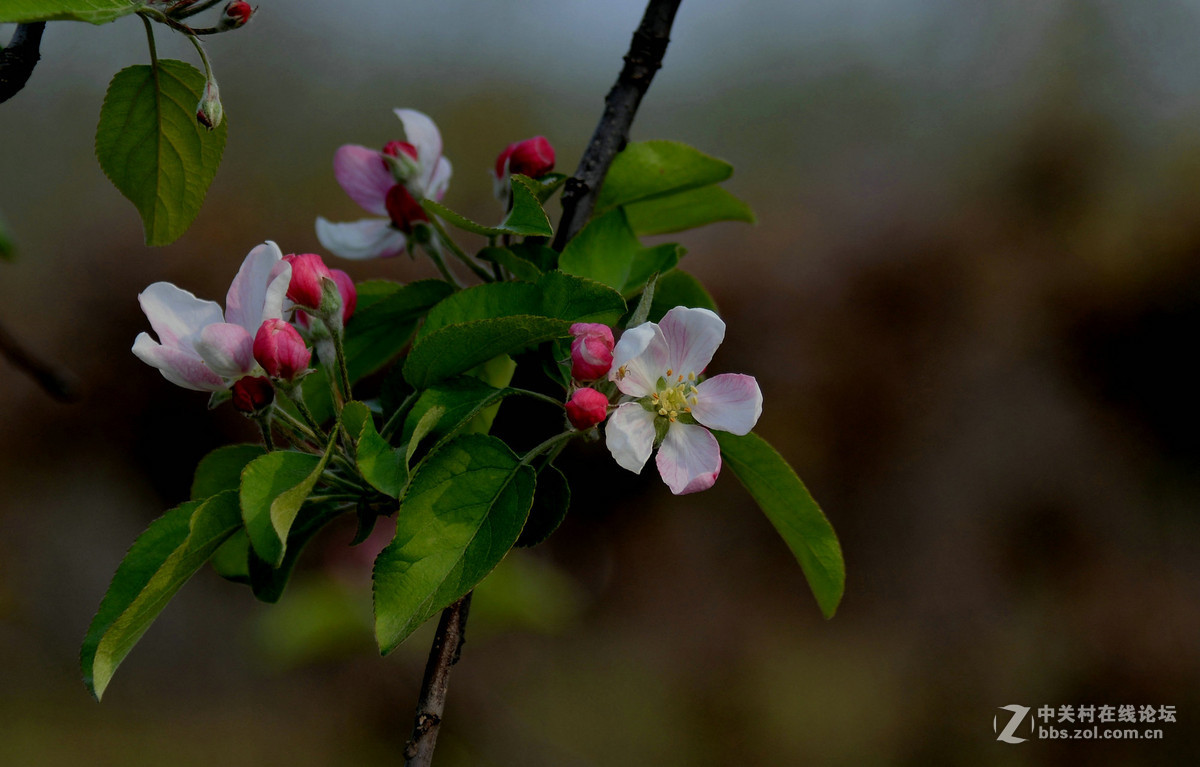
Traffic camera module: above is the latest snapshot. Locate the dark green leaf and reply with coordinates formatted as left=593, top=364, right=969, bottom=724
left=648, top=269, right=718, bottom=322
left=510, top=241, right=558, bottom=272
left=209, top=530, right=250, bottom=583
left=239, top=436, right=337, bottom=567
left=417, top=282, right=542, bottom=341
left=248, top=503, right=347, bottom=603
left=81, top=491, right=241, bottom=700
left=714, top=432, right=844, bottom=618
left=477, top=246, right=542, bottom=282
left=623, top=243, right=682, bottom=298
left=421, top=174, right=552, bottom=238
left=516, top=463, right=570, bottom=547
left=558, top=209, right=640, bottom=290
left=400, top=377, right=515, bottom=450
left=403, top=316, right=572, bottom=389
left=536, top=270, right=626, bottom=325
left=0, top=0, right=140, bottom=24
left=624, top=184, right=755, bottom=236
left=529, top=172, right=568, bottom=203
left=373, top=434, right=536, bottom=652
left=595, top=141, right=733, bottom=214
left=95, top=60, right=227, bottom=246
left=190, top=444, right=265, bottom=500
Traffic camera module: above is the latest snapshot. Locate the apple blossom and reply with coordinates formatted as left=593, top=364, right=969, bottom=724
left=132, top=242, right=291, bottom=391
left=218, top=1, right=253, bottom=30
left=253, top=319, right=311, bottom=381
left=316, top=109, right=452, bottom=260
left=296, top=267, right=357, bottom=331
left=492, top=136, right=555, bottom=202
left=566, top=387, right=609, bottom=430
left=604, top=307, right=763, bottom=495
left=569, top=322, right=614, bottom=380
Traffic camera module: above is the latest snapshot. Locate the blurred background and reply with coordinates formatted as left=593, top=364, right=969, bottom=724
left=3, top=0, right=1200, bottom=764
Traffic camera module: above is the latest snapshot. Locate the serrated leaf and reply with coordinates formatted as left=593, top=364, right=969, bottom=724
left=95, top=60, right=226, bottom=246
left=624, top=184, right=755, bottom=236
left=81, top=491, right=242, bottom=700
left=648, top=269, right=718, bottom=322
left=0, top=0, right=141, bottom=24
left=714, top=431, right=844, bottom=618
left=595, top=140, right=733, bottom=214
left=190, top=444, right=266, bottom=500
left=558, top=208, right=640, bottom=290
left=421, top=174, right=552, bottom=238
left=417, top=282, right=542, bottom=341
left=373, top=434, right=536, bottom=653
left=477, top=246, right=542, bottom=282
left=536, top=270, right=626, bottom=325
left=403, top=316, right=573, bottom=389
left=400, top=377, right=516, bottom=452
left=239, top=436, right=337, bottom=567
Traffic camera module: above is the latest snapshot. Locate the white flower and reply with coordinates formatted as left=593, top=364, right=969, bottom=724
left=315, top=109, right=452, bottom=260
left=604, top=306, right=763, bottom=494
left=132, top=242, right=291, bottom=391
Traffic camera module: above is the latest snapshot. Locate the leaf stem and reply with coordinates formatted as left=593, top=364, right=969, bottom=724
left=511, top=387, right=566, bottom=409
left=420, top=240, right=465, bottom=290
left=426, top=214, right=493, bottom=283
left=380, top=389, right=421, bottom=441
left=521, top=430, right=577, bottom=466
left=183, top=29, right=214, bottom=81
left=174, top=0, right=224, bottom=20
left=257, top=418, right=275, bottom=451
left=328, top=328, right=354, bottom=406
left=403, top=593, right=473, bottom=767
left=139, top=13, right=159, bottom=68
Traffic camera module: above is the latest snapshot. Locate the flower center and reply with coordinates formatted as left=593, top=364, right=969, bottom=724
left=650, top=369, right=698, bottom=422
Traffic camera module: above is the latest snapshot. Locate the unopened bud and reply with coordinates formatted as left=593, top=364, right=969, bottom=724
left=282, top=253, right=335, bottom=311
left=296, top=267, right=357, bottom=330
left=196, top=78, right=223, bottom=130
left=494, top=136, right=555, bottom=180
left=231, top=375, right=274, bottom=414
left=382, top=140, right=420, bottom=183
left=253, top=319, right=311, bottom=381
left=569, top=322, right=615, bottom=380
left=218, top=1, right=253, bottom=30
left=385, top=184, right=428, bottom=233
left=566, top=387, right=609, bottom=430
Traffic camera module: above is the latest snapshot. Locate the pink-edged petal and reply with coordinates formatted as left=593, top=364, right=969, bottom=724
left=609, top=322, right=670, bottom=398
left=425, top=156, right=452, bottom=201
left=224, top=241, right=286, bottom=334
left=194, top=322, right=256, bottom=378
left=604, top=402, right=657, bottom=474
left=315, top=217, right=407, bottom=260
left=659, top=306, right=725, bottom=377
left=138, top=282, right=224, bottom=349
left=656, top=422, right=721, bottom=495
left=691, top=373, right=763, bottom=435
left=394, top=108, right=443, bottom=179
left=260, top=260, right=293, bottom=323
left=333, top=144, right=394, bottom=216
left=132, top=332, right=224, bottom=391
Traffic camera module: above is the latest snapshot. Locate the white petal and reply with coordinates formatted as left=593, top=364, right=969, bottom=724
left=691, top=374, right=763, bottom=435
left=394, top=109, right=443, bottom=180
left=656, top=422, right=721, bottom=495
left=132, top=332, right=224, bottom=391
left=424, top=156, right=452, bottom=201
left=138, top=282, right=224, bottom=349
left=609, top=322, right=670, bottom=398
left=224, top=241, right=284, bottom=334
left=194, top=322, right=255, bottom=378
left=604, top=402, right=657, bottom=474
left=659, top=306, right=725, bottom=377
left=315, top=217, right=407, bottom=260
left=333, top=144, right=393, bottom=216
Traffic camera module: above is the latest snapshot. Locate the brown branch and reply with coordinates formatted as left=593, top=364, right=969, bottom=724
left=403, top=592, right=473, bottom=767
left=0, top=316, right=81, bottom=402
left=0, top=22, right=46, bottom=105
left=552, top=0, right=683, bottom=250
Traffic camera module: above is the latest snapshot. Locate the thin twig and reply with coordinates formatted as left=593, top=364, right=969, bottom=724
left=552, top=0, right=683, bottom=250
left=0, top=316, right=80, bottom=402
left=0, top=22, right=46, bottom=105
left=404, top=593, right=473, bottom=767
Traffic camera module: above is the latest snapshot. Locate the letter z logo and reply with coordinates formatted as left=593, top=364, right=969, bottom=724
left=994, top=704, right=1032, bottom=744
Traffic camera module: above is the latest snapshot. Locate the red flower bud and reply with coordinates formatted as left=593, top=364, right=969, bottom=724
left=219, top=1, right=253, bottom=30
left=231, top=375, right=274, bottom=414
left=253, top=318, right=311, bottom=380
left=495, top=136, right=555, bottom=180
left=385, top=184, right=428, bottom=233
left=330, top=269, right=358, bottom=324
left=569, top=322, right=615, bottom=380
left=566, top=387, right=609, bottom=430
left=282, top=253, right=334, bottom=310
left=383, top=141, right=418, bottom=161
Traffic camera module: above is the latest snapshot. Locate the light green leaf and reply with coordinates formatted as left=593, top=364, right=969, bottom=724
left=558, top=208, right=640, bottom=290
left=624, top=184, right=755, bottom=236
left=341, top=401, right=406, bottom=499
left=190, top=444, right=265, bottom=500
left=81, top=491, right=242, bottom=700
left=401, top=377, right=515, bottom=453
left=239, top=436, right=337, bottom=567
left=421, top=174, right=552, bottom=238
left=595, top=140, right=733, bottom=214
left=0, top=0, right=141, bottom=24
left=622, top=243, right=681, bottom=298
left=714, top=432, right=844, bottom=618
left=373, top=434, right=536, bottom=652
left=648, top=269, right=718, bottom=322
left=404, top=405, right=444, bottom=469
left=209, top=530, right=250, bottom=583
left=95, top=60, right=227, bottom=246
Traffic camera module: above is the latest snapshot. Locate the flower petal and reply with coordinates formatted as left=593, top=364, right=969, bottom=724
left=659, top=306, right=725, bottom=377
left=605, top=402, right=657, bottom=474
left=394, top=108, right=443, bottom=183
left=138, top=282, right=224, bottom=350
left=195, top=322, right=256, bottom=378
left=315, top=217, right=407, bottom=261
left=333, top=144, right=394, bottom=216
left=609, top=322, right=670, bottom=398
left=425, top=156, right=452, bottom=201
left=691, top=373, right=763, bottom=435
left=132, top=332, right=224, bottom=391
left=656, top=422, right=721, bottom=495
left=224, top=241, right=286, bottom=334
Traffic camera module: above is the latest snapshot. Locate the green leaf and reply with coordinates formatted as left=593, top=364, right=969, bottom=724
left=714, top=432, right=844, bottom=619
left=477, top=246, right=542, bottom=282
left=209, top=530, right=251, bottom=583
left=341, top=402, right=406, bottom=498
left=421, top=174, right=552, bottom=238
left=626, top=272, right=660, bottom=330
left=622, top=243, right=682, bottom=298
left=648, top=269, right=718, bottom=322
left=529, top=172, right=568, bottom=203
left=417, top=282, right=542, bottom=341
left=0, top=0, right=141, bottom=24
left=190, top=444, right=266, bottom=500
left=403, top=316, right=572, bottom=389
left=558, top=209, right=640, bottom=290
left=400, top=377, right=515, bottom=451
left=510, top=241, right=558, bottom=272
left=81, top=491, right=242, bottom=700
left=624, top=184, right=755, bottom=236
left=247, top=503, right=347, bottom=603
left=516, top=463, right=570, bottom=547
left=595, top=141, right=733, bottom=214
left=239, top=437, right=337, bottom=567
left=373, top=434, right=536, bottom=652
left=95, top=60, right=227, bottom=246
left=536, top=270, right=627, bottom=325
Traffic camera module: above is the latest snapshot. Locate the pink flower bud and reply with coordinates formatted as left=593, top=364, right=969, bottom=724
left=282, top=253, right=334, bottom=310
left=385, top=184, right=428, bottom=233
left=219, top=1, right=253, bottom=30
left=196, top=78, right=223, bottom=130
left=569, top=322, right=615, bottom=380
left=296, top=267, right=357, bottom=330
left=231, top=375, right=274, bottom=414
left=382, top=141, right=418, bottom=161
left=253, top=318, right=311, bottom=380
left=495, top=136, right=555, bottom=180
left=566, top=388, right=609, bottom=430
